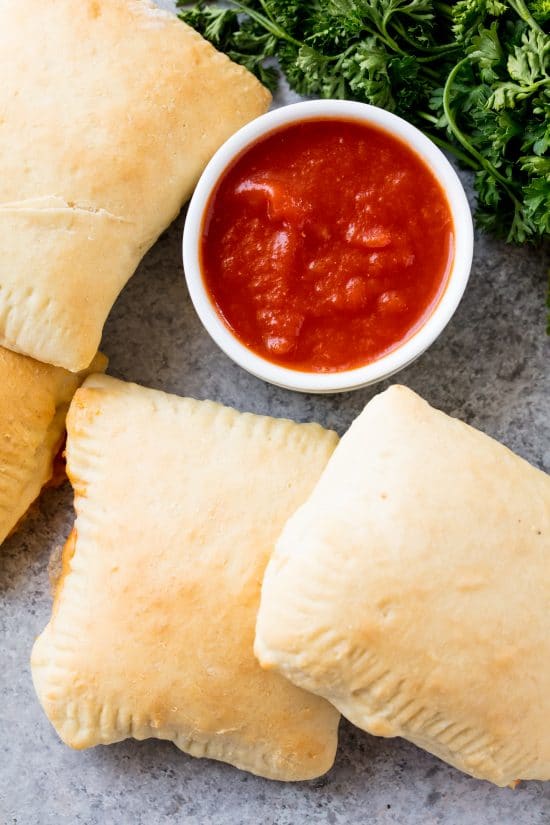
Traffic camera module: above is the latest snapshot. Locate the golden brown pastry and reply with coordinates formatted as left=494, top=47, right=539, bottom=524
left=0, top=348, right=106, bottom=546
left=255, top=385, right=550, bottom=787
left=31, top=375, right=340, bottom=780
left=0, top=0, right=270, bottom=371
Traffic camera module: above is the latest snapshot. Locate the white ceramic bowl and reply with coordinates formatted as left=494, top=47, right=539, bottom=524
left=183, top=100, right=473, bottom=394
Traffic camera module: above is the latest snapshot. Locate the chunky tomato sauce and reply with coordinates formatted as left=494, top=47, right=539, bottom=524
left=201, top=118, right=454, bottom=373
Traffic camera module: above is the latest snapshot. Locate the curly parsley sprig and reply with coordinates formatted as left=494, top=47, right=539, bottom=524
left=178, top=0, right=549, bottom=251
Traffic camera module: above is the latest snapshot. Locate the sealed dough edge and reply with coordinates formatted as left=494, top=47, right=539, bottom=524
left=255, top=385, right=550, bottom=787
left=31, top=375, right=340, bottom=781
left=0, top=0, right=271, bottom=371
left=0, top=350, right=107, bottom=546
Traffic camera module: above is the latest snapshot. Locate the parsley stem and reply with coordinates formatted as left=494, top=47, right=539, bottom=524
left=507, top=0, right=544, bottom=33
left=421, top=64, right=444, bottom=81
left=423, top=131, right=479, bottom=170
left=257, top=0, right=276, bottom=24
left=389, top=1, right=431, bottom=15
left=443, top=58, right=522, bottom=201
left=514, top=77, right=550, bottom=96
left=232, top=2, right=303, bottom=48
left=416, top=112, right=479, bottom=169
left=392, top=22, right=459, bottom=57
left=377, top=8, right=413, bottom=58
left=418, top=111, right=438, bottom=124
left=434, top=2, right=453, bottom=18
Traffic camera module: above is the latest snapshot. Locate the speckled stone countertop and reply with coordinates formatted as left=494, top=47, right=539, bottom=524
left=1, top=5, right=550, bottom=823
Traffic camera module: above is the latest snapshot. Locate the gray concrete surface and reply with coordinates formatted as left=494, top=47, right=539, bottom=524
left=1, top=5, right=549, bottom=822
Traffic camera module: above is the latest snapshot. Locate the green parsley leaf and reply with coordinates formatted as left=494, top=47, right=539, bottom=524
left=178, top=0, right=550, bottom=319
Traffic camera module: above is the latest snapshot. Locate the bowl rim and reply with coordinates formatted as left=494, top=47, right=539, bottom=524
left=183, top=99, right=474, bottom=394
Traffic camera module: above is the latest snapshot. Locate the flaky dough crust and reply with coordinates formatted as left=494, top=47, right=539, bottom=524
left=256, top=385, right=550, bottom=786
left=32, top=376, right=340, bottom=781
left=0, top=348, right=106, bottom=545
left=0, top=0, right=270, bottom=370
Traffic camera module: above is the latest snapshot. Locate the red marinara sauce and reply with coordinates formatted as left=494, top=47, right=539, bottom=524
left=201, top=119, right=454, bottom=373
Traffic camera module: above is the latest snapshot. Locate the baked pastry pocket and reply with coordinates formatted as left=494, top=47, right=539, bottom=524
left=0, top=0, right=270, bottom=370
left=32, top=375, right=340, bottom=781
left=255, top=385, right=550, bottom=787
left=0, top=347, right=106, bottom=546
